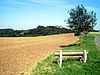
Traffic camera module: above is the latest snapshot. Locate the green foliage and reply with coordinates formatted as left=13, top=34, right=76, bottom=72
left=66, top=5, right=97, bottom=35
left=0, top=29, right=16, bottom=36
left=0, top=26, right=73, bottom=37
left=31, top=35, right=100, bottom=75
left=79, top=32, right=85, bottom=46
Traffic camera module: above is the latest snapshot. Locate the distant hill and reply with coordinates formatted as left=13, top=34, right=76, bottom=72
left=0, top=26, right=73, bottom=37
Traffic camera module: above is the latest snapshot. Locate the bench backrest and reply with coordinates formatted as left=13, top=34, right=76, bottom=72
left=55, top=50, right=88, bottom=56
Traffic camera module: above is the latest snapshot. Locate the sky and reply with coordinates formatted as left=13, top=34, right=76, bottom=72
left=0, top=0, right=100, bottom=30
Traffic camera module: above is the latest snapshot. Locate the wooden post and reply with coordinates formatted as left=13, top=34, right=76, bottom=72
left=60, top=50, right=62, bottom=67
left=83, top=50, right=87, bottom=63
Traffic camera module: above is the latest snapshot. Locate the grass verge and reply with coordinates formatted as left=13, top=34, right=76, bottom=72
left=31, top=35, right=100, bottom=75
left=89, top=32, right=100, bottom=36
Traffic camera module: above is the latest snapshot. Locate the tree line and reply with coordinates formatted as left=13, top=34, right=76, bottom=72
left=0, top=26, right=73, bottom=37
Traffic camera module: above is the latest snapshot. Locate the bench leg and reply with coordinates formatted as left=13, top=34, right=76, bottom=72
left=59, top=50, right=62, bottom=67
left=83, top=50, right=87, bottom=63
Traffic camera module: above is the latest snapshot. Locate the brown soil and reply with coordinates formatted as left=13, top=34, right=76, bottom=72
left=0, top=33, right=77, bottom=75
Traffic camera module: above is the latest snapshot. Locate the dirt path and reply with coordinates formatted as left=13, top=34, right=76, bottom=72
left=0, top=33, right=77, bottom=75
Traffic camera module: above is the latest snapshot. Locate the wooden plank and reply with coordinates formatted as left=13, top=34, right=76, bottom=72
left=55, top=56, right=82, bottom=59
left=62, top=51, right=83, bottom=55
left=62, top=56, right=82, bottom=58
left=62, top=50, right=84, bottom=52
left=55, top=50, right=84, bottom=52
left=55, top=52, right=84, bottom=55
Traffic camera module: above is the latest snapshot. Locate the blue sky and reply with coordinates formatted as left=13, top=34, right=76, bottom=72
left=0, top=0, right=100, bottom=30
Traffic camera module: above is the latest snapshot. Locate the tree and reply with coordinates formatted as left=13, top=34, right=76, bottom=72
left=66, top=5, right=97, bottom=35
left=36, top=25, right=46, bottom=35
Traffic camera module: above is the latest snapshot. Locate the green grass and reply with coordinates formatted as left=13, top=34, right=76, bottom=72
left=89, top=32, right=100, bottom=36
left=31, top=35, right=100, bottom=75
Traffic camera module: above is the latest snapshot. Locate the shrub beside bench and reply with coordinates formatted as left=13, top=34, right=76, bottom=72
left=54, top=50, right=88, bottom=67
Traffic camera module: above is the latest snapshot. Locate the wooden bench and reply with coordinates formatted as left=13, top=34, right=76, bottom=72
left=54, top=50, right=88, bottom=67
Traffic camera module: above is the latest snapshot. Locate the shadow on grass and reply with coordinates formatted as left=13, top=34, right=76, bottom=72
left=52, top=58, right=81, bottom=65
left=60, top=44, right=80, bottom=48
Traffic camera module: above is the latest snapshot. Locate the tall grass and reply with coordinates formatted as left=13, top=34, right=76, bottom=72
left=31, top=35, right=100, bottom=75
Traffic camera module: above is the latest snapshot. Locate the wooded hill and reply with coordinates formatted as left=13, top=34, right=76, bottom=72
left=0, top=26, right=73, bottom=37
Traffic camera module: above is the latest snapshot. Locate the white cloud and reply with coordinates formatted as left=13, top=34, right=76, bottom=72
left=0, top=0, right=75, bottom=10
left=29, top=0, right=74, bottom=9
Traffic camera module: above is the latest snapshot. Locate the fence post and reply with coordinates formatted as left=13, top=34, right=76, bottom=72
left=83, top=50, right=87, bottom=63
left=60, top=50, right=62, bottom=67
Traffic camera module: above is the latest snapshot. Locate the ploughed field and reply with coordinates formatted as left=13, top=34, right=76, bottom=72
left=0, top=33, right=77, bottom=75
